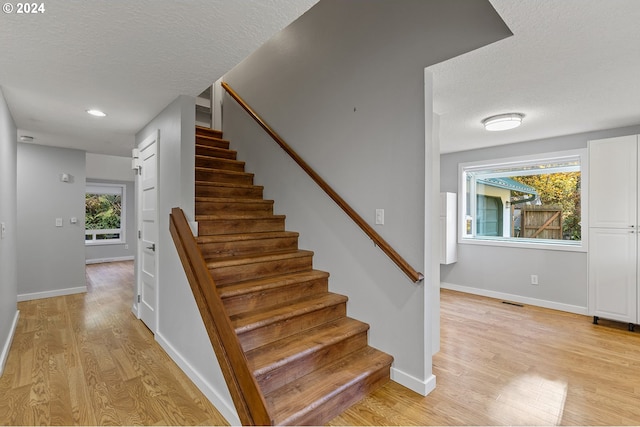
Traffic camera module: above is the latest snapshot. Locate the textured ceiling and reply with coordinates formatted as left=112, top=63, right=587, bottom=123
left=1, top=0, right=639, bottom=156
left=431, top=0, right=640, bottom=153
left=0, top=0, right=318, bottom=156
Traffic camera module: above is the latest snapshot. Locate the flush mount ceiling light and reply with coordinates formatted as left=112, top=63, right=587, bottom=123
left=86, top=109, right=107, bottom=117
left=482, top=113, right=524, bottom=131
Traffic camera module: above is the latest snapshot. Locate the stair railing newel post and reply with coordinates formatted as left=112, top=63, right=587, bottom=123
left=169, top=207, right=271, bottom=426
left=220, top=81, right=424, bottom=283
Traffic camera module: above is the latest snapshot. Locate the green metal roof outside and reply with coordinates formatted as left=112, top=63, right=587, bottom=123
left=478, top=177, right=537, bottom=195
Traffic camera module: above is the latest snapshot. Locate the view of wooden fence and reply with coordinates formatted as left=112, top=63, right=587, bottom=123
left=521, top=206, right=563, bottom=239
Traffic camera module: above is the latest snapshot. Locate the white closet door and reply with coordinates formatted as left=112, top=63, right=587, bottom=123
left=589, top=135, right=638, bottom=229
left=589, top=227, right=637, bottom=323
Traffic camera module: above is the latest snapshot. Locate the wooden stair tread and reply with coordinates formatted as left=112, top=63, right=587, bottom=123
left=232, top=292, right=347, bottom=334
left=196, top=167, right=253, bottom=177
left=218, top=270, right=328, bottom=297
left=197, top=231, right=299, bottom=244
left=195, top=155, right=243, bottom=165
left=246, top=317, right=369, bottom=376
left=195, top=125, right=222, bottom=138
left=206, top=249, right=313, bottom=269
left=196, top=134, right=230, bottom=144
left=196, top=197, right=274, bottom=205
left=196, top=213, right=286, bottom=221
left=196, top=181, right=264, bottom=190
left=265, top=346, right=393, bottom=426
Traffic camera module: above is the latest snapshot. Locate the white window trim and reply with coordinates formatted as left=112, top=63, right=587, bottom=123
left=458, top=149, right=588, bottom=252
left=85, top=183, right=126, bottom=246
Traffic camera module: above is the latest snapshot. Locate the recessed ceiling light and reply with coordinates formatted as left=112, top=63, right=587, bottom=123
left=482, top=113, right=524, bottom=131
left=19, top=135, right=34, bottom=142
left=86, top=109, right=107, bottom=117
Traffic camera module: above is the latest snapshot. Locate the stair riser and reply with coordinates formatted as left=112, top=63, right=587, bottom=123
left=290, top=365, right=391, bottom=426
left=238, top=302, right=347, bottom=352
left=198, top=218, right=285, bottom=236
left=211, top=255, right=313, bottom=286
left=222, top=275, right=327, bottom=316
left=256, top=331, right=368, bottom=396
left=196, top=136, right=230, bottom=149
left=195, top=157, right=244, bottom=172
left=196, top=201, right=274, bottom=217
left=199, top=235, right=299, bottom=260
left=195, top=185, right=263, bottom=199
left=196, top=169, right=253, bottom=185
left=196, top=127, right=223, bottom=139
left=196, top=145, right=237, bottom=160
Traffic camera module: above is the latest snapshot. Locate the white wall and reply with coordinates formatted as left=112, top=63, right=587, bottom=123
left=135, top=95, right=239, bottom=425
left=440, top=124, right=640, bottom=313
left=85, top=154, right=136, bottom=263
left=16, top=144, right=86, bottom=301
left=0, top=88, right=19, bottom=375
left=222, top=0, right=510, bottom=394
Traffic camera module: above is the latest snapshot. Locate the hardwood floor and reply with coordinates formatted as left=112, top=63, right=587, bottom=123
left=0, top=261, right=228, bottom=426
left=330, top=289, right=640, bottom=426
left=4, top=262, right=640, bottom=425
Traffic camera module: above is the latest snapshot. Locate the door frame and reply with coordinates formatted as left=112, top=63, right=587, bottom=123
left=134, top=130, right=159, bottom=332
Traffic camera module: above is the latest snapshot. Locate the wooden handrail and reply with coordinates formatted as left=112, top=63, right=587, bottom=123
left=169, top=207, right=271, bottom=426
left=221, top=82, right=424, bottom=283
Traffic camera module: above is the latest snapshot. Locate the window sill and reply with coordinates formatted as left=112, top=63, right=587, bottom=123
left=85, top=240, right=126, bottom=247
left=459, top=237, right=586, bottom=252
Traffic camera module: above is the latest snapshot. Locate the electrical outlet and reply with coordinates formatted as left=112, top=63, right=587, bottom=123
left=531, top=274, right=539, bottom=285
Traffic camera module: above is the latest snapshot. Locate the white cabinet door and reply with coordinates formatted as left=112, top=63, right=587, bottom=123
left=589, top=227, right=637, bottom=324
left=589, top=135, right=638, bottom=229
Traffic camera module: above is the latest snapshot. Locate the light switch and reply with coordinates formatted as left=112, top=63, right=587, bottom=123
left=375, top=209, right=384, bottom=225
left=55, top=218, right=63, bottom=227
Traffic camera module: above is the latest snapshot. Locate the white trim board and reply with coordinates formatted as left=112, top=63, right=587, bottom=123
left=0, top=310, right=20, bottom=376
left=86, top=256, right=134, bottom=265
left=391, top=368, right=436, bottom=396
left=155, top=332, right=241, bottom=427
left=441, top=282, right=588, bottom=315
left=18, top=286, right=87, bottom=302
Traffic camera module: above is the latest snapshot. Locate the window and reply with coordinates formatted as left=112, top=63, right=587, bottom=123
left=85, top=183, right=126, bottom=245
left=459, top=149, right=587, bottom=251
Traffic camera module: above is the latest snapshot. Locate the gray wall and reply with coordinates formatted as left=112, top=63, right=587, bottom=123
left=0, top=88, right=18, bottom=375
left=16, top=144, right=86, bottom=300
left=441, top=124, right=640, bottom=312
left=222, top=0, right=510, bottom=393
left=135, top=95, right=239, bottom=424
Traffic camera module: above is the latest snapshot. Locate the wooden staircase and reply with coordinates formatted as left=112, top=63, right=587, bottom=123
left=190, top=125, right=393, bottom=425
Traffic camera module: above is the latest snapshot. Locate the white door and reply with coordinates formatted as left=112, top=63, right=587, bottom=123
left=589, top=135, right=638, bottom=229
left=589, top=227, right=637, bottom=324
left=137, top=131, right=159, bottom=332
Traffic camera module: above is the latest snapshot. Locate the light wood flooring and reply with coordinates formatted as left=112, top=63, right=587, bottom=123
left=0, top=261, right=228, bottom=426
left=3, top=261, right=640, bottom=425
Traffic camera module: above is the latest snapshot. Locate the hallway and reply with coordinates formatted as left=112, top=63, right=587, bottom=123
left=0, top=261, right=227, bottom=425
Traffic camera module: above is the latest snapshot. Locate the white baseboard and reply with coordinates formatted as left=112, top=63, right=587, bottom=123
left=0, top=310, right=20, bottom=376
left=18, top=286, right=87, bottom=302
left=391, top=367, right=436, bottom=396
left=86, top=256, right=134, bottom=265
left=155, top=332, right=241, bottom=426
left=441, top=282, right=588, bottom=315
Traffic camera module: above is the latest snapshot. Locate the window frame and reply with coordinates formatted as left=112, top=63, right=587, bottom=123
left=85, top=183, right=127, bottom=246
left=458, top=149, right=588, bottom=252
